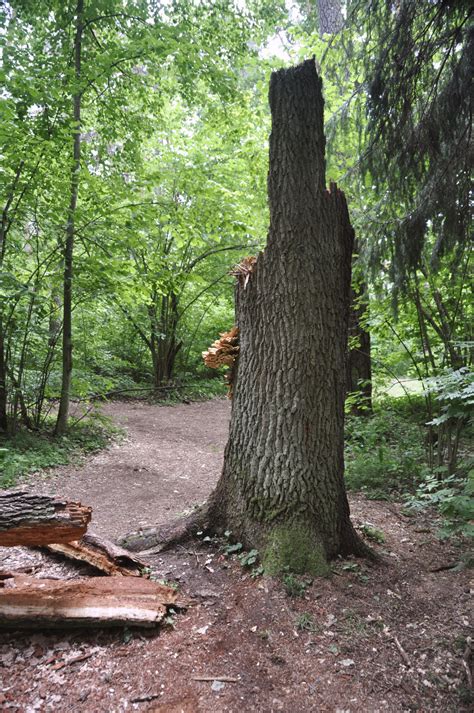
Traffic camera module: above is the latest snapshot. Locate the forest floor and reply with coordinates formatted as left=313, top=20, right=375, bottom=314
left=0, top=399, right=472, bottom=712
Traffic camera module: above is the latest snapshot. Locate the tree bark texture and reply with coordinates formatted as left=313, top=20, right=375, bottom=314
left=0, top=491, right=91, bottom=546
left=55, top=0, right=84, bottom=435
left=207, top=59, right=365, bottom=572
left=317, top=0, right=344, bottom=35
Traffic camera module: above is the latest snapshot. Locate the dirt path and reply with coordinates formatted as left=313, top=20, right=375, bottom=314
left=32, top=399, right=231, bottom=540
left=1, top=399, right=472, bottom=712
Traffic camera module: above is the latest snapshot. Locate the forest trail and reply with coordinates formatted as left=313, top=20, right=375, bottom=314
left=3, top=399, right=472, bottom=712
left=32, top=399, right=231, bottom=540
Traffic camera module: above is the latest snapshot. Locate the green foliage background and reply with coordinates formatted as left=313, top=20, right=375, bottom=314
left=0, top=1, right=472, bottom=535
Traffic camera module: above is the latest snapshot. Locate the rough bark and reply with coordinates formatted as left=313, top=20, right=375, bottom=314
left=206, top=59, right=367, bottom=572
left=317, top=0, right=344, bottom=35
left=0, top=574, right=177, bottom=629
left=45, top=533, right=147, bottom=576
left=55, top=0, right=83, bottom=435
left=0, top=492, right=91, bottom=546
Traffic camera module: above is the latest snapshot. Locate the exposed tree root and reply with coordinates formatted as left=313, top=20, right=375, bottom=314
left=118, top=501, right=380, bottom=568
left=117, top=505, right=210, bottom=553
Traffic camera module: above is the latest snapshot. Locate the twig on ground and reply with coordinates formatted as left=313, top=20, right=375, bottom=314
left=428, top=562, right=458, bottom=572
left=51, top=652, right=93, bottom=670
left=130, top=692, right=161, bottom=703
left=462, top=637, right=472, bottom=688
left=192, top=675, right=239, bottom=682
left=393, top=636, right=411, bottom=668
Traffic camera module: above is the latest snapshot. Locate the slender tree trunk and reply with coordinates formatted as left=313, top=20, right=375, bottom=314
left=0, top=163, right=24, bottom=433
left=207, top=59, right=366, bottom=573
left=55, top=0, right=84, bottom=435
left=0, top=319, right=7, bottom=433
left=151, top=293, right=182, bottom=385
left=347, top=276, right=372, bottom=415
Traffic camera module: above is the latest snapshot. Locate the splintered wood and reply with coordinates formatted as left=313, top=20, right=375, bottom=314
left=202, top=326, right=239, bottom=369
left=0, top=491, right=177, bottom=630
left=45, top=533, right=146, bottom=576
left=229, top=255, right=257, bottom=288
left=202, top=326, right=239, bottom=398
left=0, top=492, right=92, bottom=547
left=0, top=574, right=177, bottom=628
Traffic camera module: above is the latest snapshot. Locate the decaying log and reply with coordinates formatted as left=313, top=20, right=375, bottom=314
left=0, top=491, right=91, bottom=546
left=0, top=574, right=177, bottom=629
left=44, top=533, right=147, bottom=576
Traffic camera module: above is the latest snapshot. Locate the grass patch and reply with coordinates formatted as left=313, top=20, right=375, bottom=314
left=282, top=573, right=312, bottom=598
left=0, top=416, right=122, bottom=488
left=295, top=612, right=318, bottom=631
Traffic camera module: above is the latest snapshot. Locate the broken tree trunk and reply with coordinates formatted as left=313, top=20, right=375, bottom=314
left=44, top=533, right=146, bottom=576
left=0, top=574, right=177, bottom=629
left=0, top=491, right=91, bottom=546
left=204, top=58, right=368, bottom=571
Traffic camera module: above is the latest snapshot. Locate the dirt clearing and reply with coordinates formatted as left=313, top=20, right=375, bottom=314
left=0, top=399, right=471, bottom=712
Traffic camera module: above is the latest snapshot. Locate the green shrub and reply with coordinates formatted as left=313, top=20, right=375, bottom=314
left=344, top=408, right=428, bottom=497
left=403, top=468, right=474, bottom=539
left=0, top=416, right=121, bottom=488
left=282, top=573, right=310, bottom=598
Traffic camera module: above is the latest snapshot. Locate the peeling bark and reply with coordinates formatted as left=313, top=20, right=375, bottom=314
left=0, top=492, right=91, bottom=546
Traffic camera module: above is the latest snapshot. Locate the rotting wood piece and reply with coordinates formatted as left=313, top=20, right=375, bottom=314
left=0, top=574, right=177, bottom=629
left=0, top=491, right=91, bottom=546
left=44, top=533, right=147, bottom=576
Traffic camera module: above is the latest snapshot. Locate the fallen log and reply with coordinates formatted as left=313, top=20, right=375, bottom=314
left=44, top=533, right=147, bottom=576
left=0, top=574, right=177, bottom=629
left=0, top=492, right=91, bottom=547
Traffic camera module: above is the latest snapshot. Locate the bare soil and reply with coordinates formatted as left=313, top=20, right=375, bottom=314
left=30, top=399, right=232, bottom=540
left=0, top=399, right=472, bottom=712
